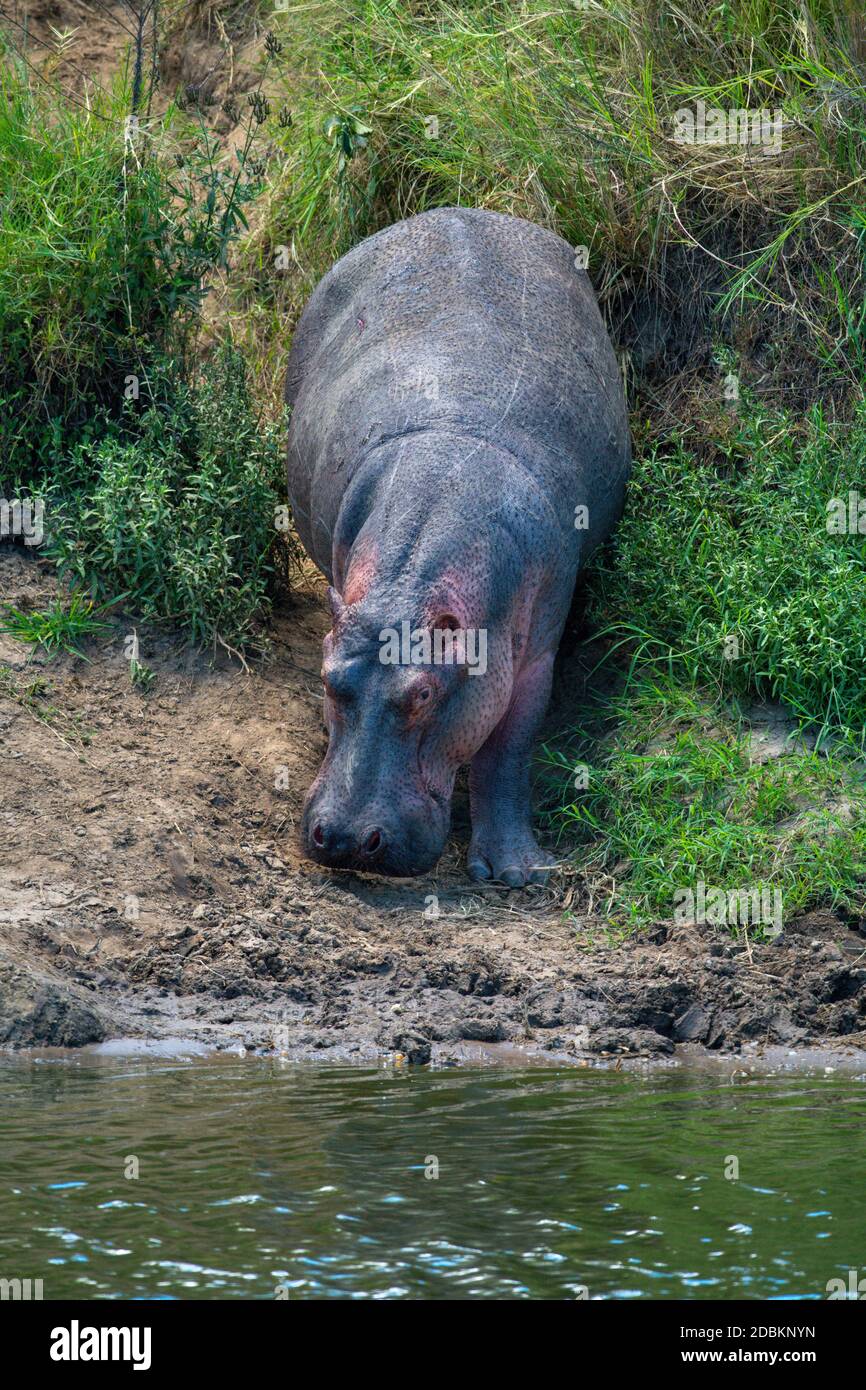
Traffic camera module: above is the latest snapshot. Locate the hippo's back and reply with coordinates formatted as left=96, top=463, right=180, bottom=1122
left=285, top=207, right=630, bottom=573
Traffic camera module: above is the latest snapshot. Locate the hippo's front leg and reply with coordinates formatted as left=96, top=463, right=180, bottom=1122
left=467, top=651, right=557, bottom=887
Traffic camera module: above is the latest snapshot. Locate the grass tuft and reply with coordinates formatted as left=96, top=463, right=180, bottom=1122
left=0, top=593, right=111, bottom=659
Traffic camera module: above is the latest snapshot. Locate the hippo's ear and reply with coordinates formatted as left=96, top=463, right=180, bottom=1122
left=327, top=586, right=347, bottom=626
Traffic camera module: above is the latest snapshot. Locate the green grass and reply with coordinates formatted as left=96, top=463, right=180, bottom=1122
left=0, top=32, right=270, bottom=484
left=0, top=29, right=296, bottom=650
left=260, top=0, right=866, bottom=407
left=0, top=593, right=111, bottom=659
left=585, top=395, right=866, bottom=745
left=540, top=675, right=866, bottom=934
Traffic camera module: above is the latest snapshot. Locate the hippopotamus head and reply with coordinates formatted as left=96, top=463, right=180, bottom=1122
left=301, top=583, right=498, bottom=876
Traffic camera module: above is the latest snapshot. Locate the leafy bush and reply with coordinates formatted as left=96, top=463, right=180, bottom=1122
left=45, top=347, right=288, bottom=650
left=0, top=30, right=292, bottom=652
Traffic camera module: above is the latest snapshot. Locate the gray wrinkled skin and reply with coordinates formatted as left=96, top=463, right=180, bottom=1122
left=286, top=207, right=630, bottom=885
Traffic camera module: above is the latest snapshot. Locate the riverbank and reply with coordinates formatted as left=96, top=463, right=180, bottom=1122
left=3, top=548, right=865, bottom=1066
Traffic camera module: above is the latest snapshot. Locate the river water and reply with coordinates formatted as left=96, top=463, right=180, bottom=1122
left=1, top=1055, right=863, bottom=1300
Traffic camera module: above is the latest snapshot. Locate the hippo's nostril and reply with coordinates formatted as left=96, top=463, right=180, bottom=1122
left=361, top=828, right=383, bottom=857
left=308, top=818, right=354, bottom=865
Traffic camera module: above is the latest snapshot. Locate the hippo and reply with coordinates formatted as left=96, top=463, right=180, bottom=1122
left=285, top=207, right=630, bottom=886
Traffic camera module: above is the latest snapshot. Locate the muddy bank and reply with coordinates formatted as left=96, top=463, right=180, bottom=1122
left=3, top=549, right=866, bottom=1066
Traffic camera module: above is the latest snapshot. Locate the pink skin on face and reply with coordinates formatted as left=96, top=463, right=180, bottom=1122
left=302, top=539, right=555, bottom=883
left=342, top=539, right=379, bottom=605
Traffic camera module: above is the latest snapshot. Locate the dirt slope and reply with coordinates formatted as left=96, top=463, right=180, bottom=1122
left=3, top=548, right=866, bottom=1064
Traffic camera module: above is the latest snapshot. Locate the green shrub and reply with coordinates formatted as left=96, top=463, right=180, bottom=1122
left=0, top=29, right=291, bottom=652
left=45, top=347, right=288, bottom=651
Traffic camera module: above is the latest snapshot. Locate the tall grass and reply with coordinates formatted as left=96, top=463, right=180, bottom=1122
left=260, top=0, right=866, bottom=408
left=586, top=395, right=866, bottom=744
left=0, top=35, right=267, bottom=484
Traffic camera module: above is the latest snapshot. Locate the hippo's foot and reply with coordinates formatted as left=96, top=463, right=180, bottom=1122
left=468, top=825, right=556, bottom=888
left=468, top=651, right=558, bottom=888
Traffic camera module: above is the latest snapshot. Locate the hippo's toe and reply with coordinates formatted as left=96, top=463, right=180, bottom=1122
left=468, top=829, right=556, bottom=889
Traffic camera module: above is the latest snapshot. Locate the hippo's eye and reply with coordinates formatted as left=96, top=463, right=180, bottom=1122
left=407, top=682, right=436, bottom=717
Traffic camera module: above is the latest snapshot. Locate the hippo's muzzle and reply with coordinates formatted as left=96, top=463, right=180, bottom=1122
left=300, top=783, right=449, bottom=877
